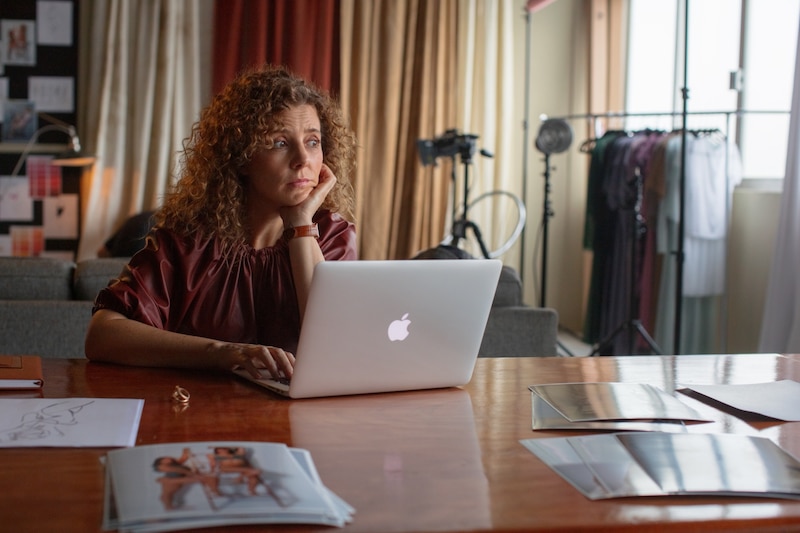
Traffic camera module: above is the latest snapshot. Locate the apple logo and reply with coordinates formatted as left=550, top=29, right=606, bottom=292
left=387, top=313, right=411, bottom=341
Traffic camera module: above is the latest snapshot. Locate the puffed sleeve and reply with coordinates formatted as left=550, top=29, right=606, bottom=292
left=92, top=228, right=183, bottom=329
left=315, top=210, right=357, bottom=260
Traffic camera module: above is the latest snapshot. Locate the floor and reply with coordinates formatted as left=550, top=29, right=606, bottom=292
left=556, top=328, right=593, bottom=357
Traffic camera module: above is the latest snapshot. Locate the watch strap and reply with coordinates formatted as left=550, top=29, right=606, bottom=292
left=283, top=223, right=320, bottom=241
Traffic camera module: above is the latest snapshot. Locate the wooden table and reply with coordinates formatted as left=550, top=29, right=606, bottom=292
left=3, top=354, right=800, bottom=532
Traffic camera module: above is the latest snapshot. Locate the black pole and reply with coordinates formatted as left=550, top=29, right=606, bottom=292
left=521, top=7, right=532, bottom=285
left=674, top=0, right=689, bottom=353
left=540, top=153, right=552, bottom=308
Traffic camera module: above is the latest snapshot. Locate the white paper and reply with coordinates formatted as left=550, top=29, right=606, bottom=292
left=0, top=398, right=143, bottom=447
left=28, top=76, right=75, bottom=113
left=37, top=0, right=74, bottom=46
left=0, top=177, right=34, bottom=221
left=680, top=380, right=800, bottom=421
left=0, top=235, right=11, bottom=256
left=0, top=78, right=9, bottom=117
left=43, top=194, right=79, bottom=238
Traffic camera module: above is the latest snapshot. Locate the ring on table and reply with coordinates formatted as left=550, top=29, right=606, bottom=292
left=172, top=385, right=190, bottom=404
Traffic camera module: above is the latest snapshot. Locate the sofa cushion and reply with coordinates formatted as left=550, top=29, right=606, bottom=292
left=494, top=266, right=522, bottom=307
left=479, top=306, right=559, bottom=357
left=0, top=257, right=74, bottom=300
left=74, top=258, right=129, bottom=301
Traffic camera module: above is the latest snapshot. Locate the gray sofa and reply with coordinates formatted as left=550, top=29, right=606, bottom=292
left=0, top=257, right=128, bottom=359
left=0, top=256, right=558, bottom=359
left=477, top=265, right=558, bottom=357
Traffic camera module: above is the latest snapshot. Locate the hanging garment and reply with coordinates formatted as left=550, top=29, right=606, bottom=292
left=653, top=134, right=741, bottom=354
left=683, top=134, right=742, bottom=296
left=582, top=130, right=627, bottom=345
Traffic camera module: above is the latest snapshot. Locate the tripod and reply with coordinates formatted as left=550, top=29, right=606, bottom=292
left=447, top=146, right=491, bottom=258
left=589, top=167, right=661, bottom=356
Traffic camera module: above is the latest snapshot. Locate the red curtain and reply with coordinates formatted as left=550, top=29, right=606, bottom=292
left=212, top=0, right=340, bottom=96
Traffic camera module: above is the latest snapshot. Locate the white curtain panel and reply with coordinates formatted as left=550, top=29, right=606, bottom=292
left=759, top=13, right=800, bottom=353
left=77, top=0, right=206, bottom=260
left=456, top=0, right=525, bottom=267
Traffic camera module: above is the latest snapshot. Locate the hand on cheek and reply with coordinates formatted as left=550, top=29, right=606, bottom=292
left=280, top=164, right=337, bottom=225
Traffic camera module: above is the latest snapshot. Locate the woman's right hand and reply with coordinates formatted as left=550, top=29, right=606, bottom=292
left=216, top=342, right=296, bottom=379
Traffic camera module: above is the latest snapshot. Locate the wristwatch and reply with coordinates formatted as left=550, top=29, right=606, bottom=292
left=283, top=223, right=320, bottom=241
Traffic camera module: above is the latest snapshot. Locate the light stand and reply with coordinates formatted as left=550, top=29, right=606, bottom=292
left=539, top=152, right=554, bottom=308
left=448, top=143, right=491, bottom=258
left=674, top=0, right=690, bottom=353
left=534, top=118, right=573, bottom=307
left=417, top=130, right=493, bottom=258
left=534, top=118, right=574, bottom=356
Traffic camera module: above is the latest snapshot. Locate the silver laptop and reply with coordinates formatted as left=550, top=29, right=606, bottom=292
left=236, top=259, right=502, bottom=398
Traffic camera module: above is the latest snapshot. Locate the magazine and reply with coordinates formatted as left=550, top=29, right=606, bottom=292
left=103, top=441, right=354, bottom=532
left=521, top=432, right=800, bottom=500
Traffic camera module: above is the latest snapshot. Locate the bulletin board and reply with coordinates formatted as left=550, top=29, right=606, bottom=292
left=0, top=0, right=81, bottom=260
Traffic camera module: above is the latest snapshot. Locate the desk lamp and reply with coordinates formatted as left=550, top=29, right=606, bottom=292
left=10, top=112, right=95, bottom=176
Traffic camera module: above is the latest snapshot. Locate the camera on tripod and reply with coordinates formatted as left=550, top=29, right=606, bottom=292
left=416, top=129, right=478, bottom=166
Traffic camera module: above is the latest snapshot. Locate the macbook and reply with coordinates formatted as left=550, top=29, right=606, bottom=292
left=236, top=259, right=502, bottom=398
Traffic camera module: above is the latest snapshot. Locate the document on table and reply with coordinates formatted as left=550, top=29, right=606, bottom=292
left=529, top=382, right=710, bottom=431
left=679, top=380, right=800, bottom=421
left=0, top=397, right=143, bottom=447
left=522, top=432, right=800, bottom=500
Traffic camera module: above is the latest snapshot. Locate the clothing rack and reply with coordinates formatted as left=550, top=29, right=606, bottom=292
left=541, top=108, right=784, bottom=353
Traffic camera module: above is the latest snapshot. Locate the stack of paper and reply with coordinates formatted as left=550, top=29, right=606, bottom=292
left=521, top=432, right=800, bottom=500
left=529, top=382, right=711, bottom=432
left=103, top=441, right=354, bottom=532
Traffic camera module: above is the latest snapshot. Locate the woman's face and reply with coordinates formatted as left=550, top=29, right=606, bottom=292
left=242, top=104, right=323, bottom=213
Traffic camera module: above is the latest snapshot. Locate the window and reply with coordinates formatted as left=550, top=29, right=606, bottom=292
left=625, top=0, right=799, bottom=182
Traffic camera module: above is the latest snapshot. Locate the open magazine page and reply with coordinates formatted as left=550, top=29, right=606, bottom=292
left=103, top=441, right=352, bottom=532
left=522, top=433, right=800, bottom=501
left=528, top=382, right=708, bottom=423
left=617, top=433, right=800, bottom=498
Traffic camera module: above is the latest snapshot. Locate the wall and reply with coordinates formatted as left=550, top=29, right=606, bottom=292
left=0, top=0, right=82, bottom=260
left=520, top=0, right=590, bottom=335
left=726, top=187, right=781, bottom=352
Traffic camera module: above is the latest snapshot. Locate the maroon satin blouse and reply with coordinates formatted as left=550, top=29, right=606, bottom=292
left=93, top=210, right=356, bottom=353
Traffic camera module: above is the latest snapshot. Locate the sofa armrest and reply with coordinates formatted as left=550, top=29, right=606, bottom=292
left=479, top=306, right=559, bottom=357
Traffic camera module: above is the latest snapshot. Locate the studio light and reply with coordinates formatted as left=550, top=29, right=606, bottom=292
left=534, top=118, right=573, bottom=155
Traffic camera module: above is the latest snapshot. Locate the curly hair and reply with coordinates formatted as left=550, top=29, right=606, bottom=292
left=157, top=64, right=357, bottom=253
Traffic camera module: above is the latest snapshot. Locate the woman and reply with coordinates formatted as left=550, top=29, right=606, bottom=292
left=85, top=65, right=358, bottom=380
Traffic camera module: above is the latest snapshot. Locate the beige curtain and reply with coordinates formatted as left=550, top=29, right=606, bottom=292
left=340, top=0, right=459, bottom=260
left=340, top=0, right=526, bottom=266
left=76, top=0, right=208, bottom=261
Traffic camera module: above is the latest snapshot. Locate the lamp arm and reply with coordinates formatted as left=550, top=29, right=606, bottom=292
left=10, top=124, right=74, bottom=177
